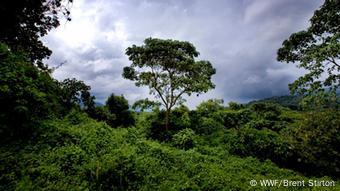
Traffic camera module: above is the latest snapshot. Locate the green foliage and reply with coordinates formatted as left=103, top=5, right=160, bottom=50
left=172, top=128, right=197, bottom=150
left=190, top=99, right=227, bottom=135
left=287, top=110, right=340, bottom=177
left=0, top=43, right=63, bottom=142
left=124, top=37, right=216, bottom=130
left=171, top=105, right=192, bottom=129
left=249, top=102, right=281, bottom=119
left=146, top=106, right=193, bottom=141
left=91, top=106, right=116, bottom=122
left=132, top=98, right=161, bottom=112
left=277, top=0, right=340, bottom=95
left=299, top=91, right=340, bottom=110
left=196, top=99, right=224, bottom=117
left=223, top=109, right=252, bottom=129
left=58, top=78, right=96, bottom=115
left=248, top=95, right=302, bottom=110
left=105, top=93, right=135, bottom=127
left=223, top=128, right=293, bottom=165
left=2, top=114, right=337, bottom=191
left=0, top=0, right=72, bottom=70
left=245, top=103, right=289, bottom=132
left=228, top=101, right=244, bottom=110
left=194, top=116, right=224, bottom=135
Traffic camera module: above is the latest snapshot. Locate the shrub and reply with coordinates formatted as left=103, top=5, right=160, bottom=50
left=223, top=128, right=293, bottom=165
left=228, top=101, right=244, bottom=110
left=244, top=119, right=274, bottom=130
left=249, top=102, right=282, bottom=121
left=146, top=106, right=192, bottom=142
left=198, top=117, right=224, bottom=135
left=195, top=99, right=224, bottom=117
left=223, top=109, right=251, bottom=129
left=172, top=128, right=197, bottom=150
left=288, top=110, right=340, bottom=177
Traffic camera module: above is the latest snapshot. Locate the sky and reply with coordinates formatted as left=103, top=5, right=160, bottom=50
left=43, top=0, right=323, bottom=108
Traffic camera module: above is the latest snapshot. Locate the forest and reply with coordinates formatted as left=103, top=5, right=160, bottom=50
left=0, top=0, right=339, bottom=190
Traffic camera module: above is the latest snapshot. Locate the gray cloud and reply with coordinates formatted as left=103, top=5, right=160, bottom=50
left=43, top=0, right=323, bottom=107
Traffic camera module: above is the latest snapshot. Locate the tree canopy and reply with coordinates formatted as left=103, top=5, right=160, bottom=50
left=58, top=78, right=96, bottom=114
left=0, top=0, right=72, bottom=70
left=277, top=0, right=340, bottom=95
left=0, top=43, right=63, bottom=141
left=123, top=38, right=216, bottom=130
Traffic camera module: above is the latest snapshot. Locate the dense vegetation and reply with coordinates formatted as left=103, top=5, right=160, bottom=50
left=1, top=107, right=339, bottom=190
left=1, top=0, right=339, bottom=190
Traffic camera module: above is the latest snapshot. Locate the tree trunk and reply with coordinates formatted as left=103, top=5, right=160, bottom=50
left=165, top=108, right=170, bottom=131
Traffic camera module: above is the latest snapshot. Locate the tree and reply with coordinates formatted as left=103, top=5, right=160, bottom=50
left=0, top=43, right=63, bottom=141
left=0, top=0, right=72, bottom=70
left=105, top=94, right=135, bottom=127
left=123, top=38, right=216, bottom=131
left=277, top=0, right=340, bottom=96
left=58, top=78, right=96, bottom=114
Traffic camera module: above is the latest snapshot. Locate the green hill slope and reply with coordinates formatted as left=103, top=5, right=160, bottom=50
left=1, top=112, right=338, bottom=191
left=247, top=95, right=302, bottom=110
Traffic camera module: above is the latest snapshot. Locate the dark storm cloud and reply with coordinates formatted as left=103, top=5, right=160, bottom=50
left=43, top=0, right=323, bottom=106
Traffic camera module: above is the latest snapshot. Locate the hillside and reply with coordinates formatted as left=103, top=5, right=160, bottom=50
left=1, top=105, right=339, bottom=190
left=247, top=95, right=302, bottom=110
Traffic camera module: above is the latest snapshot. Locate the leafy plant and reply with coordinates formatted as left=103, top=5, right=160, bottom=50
left=172, top=128, right=197, bottom=150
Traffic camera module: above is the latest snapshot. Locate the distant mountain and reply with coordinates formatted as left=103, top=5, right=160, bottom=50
left=247, top=95, right=302, bottom=110
left=95, top=102, right=104, bottom=107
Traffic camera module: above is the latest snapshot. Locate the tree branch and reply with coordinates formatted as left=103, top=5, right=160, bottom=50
left=326, top=57, right=340, bottom=68
left=170, top=88, right=187, bottom=109
left=151, top=65, right=168, bottom=109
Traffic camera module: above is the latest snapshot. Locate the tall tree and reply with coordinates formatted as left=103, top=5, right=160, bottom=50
left=0, top=43, right=63, bottom=141
left=277, top=0, right=340, bottom=95
left=123, top=38, right=216, bottom=130
left=0, top=0, right=72, bottom=70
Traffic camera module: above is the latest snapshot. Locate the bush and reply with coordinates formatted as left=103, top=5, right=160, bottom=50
left=288, top=110, right=340, bottom=177
left=223, top=109, right=251, bottom=129
left=249, top=102, right=282, bottom=121
left=172, top=128, right=197, bottom=150
left=194, top=117, right=224, bottom=135
left=228, top=101, right=244, bottom=110
left=244, top=119, right=274, bottom=130
left=195, top=99, right=224, bottom=117
left=223, top=128, right=293, bottom=165
left=146, top=106, right=192, bottom=142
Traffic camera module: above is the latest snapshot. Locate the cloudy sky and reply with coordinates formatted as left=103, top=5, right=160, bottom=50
left=43, top=0, right=323, bottom=108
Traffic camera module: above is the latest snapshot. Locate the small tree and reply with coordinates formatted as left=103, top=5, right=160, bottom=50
left=123, top=38, right=216, bottom=130
left=105, top=93, right=134, bottom=127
